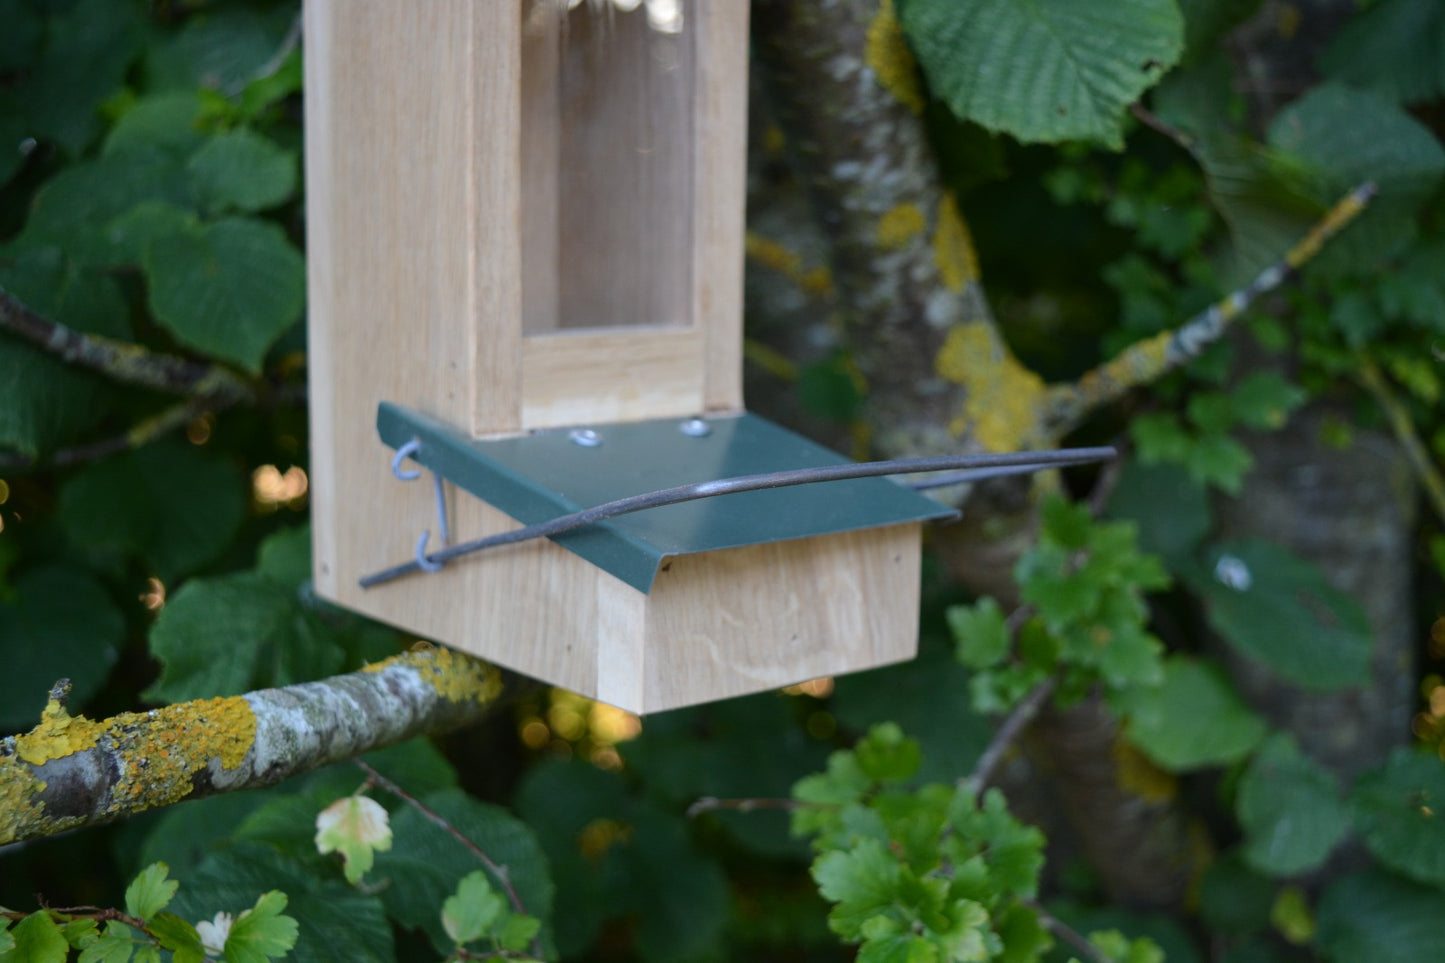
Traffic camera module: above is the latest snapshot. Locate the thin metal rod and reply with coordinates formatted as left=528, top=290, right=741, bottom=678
left=358, top=446, right=1116, bottom=589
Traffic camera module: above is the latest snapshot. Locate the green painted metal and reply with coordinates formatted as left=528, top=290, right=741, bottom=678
left=376, top=403, right=954, bottom=593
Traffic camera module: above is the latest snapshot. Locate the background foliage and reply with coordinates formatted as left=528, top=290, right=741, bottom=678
left=3, top=0, right=1445, bottom=961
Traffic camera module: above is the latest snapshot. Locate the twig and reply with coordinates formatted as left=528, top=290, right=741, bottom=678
left=354, top=758, right=540, bottom=958
left=962, top=675, right=1057, bottom=794
left=1129, top=102, right=1194, bottom=151
left=1356, top=355, right=1445, bottom=526
left=1041, top=181, right=1378, bottom=434
left=685, top=796, right=803, bottom=819
left=1023, top=899, right=1112, bottom=963
left=0, top=289, right=251, bottom=400
left=0, top=397, right=213, bottom=472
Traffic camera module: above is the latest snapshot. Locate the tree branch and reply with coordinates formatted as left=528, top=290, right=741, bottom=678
left=1040, top=181, right=1378, bottom=434
left=0, top=289, right=254, bottom=401
left=0, top=645, right=504, bottom=845
left=751, top=0, right=1047, bottom=458
left=0, top=396, right=213, bottom=472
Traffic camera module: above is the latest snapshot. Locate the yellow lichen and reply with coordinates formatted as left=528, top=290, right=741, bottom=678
left=15, top=698, right=106, bottom=765
left=877, top=203, right=926, bottom=250
left=410, top=644, right=504, bottom=706
left=0, top=757, right=49, bottom=844
left=1068, top=329, right=1172, bottom=411
left=935, top=323, right=1047, bottom=451
left=932, top=192, right=980, bottom=292
left=865, top=0, right=924, bottom=115
left=1112, top=735, right=1178, bottom=803
left=745, top=231, right=834, bottom=297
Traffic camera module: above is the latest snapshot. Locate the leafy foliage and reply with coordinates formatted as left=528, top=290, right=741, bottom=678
left=3, top=2, right=1444, bottom=962
left=898, top=0, right=1184, bottom=148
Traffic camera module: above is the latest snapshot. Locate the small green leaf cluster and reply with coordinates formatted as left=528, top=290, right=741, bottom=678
left=791, top=723, right=1051, bottom=962
left=1129, top=371, right=1306, bottom=493
left=441, top=872, right=542, bottom=962
left=0, top=862, right=296, bottom=963
left=952, top=497, right=1169, bottom=714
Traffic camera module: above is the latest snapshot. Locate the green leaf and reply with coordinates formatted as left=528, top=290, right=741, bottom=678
left=143, top=216, right=304, bottom=372
left=1316, top=870, right=1445, bottom=963
left=898, top=0, right=1184, bottom=149
left=126, top=862, right=180, bottom=919
left=256, top=525, right=312, bottom=588
left=1105, top=460, right=1212, bottom=565
left=1227, top=372, right=1305, bottom=430
left=1350, top=748, right=1445, bottom=886
left=440, top=871, right=507, bottom=946
left=103, top=91, right=205, bottom=158
left=0, top=565, right=124, bottom=734
left=1198, top=853, right=1275, bottom=936
left=948, top=597, right=1010, bottom=670
left=58, top=441, right=245, bottom=582
left=1236, top=735, right=1350, bottom=876
left=143, top=6, right=297, bottom=94
left=22, top=0, right=143, bottom=155
left=1267, top=84, right=1445, bottom=273
left=146, top=913, right=206, bottom=963
left=855, top=723, right=923, bottom=784
left=146, top=569, right=332, bottom=702
left=1319, top=0, right=1445, bottom=104
left=169, top=840, right=392, bottom=961
left=1116, top=656, right=1268, bottom=770
left=314, top=795, right=393, bottom=885
left=187, top=129, right=298, bottom=215
left=12, top=149, right=193, bottom=265
left=812, top=837, right=906, bottom=941
left=1, top=913, right=67, bottom=963
left=74, top=922, right=137, bottom=963
left=1187, top=539, right=1373, bottom=690
left=224, top=891, right=299, bottom=963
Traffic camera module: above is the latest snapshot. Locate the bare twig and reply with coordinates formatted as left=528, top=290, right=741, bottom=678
left=1041, top=181, right=1378, bottom=434
left=0, top=397, right=213, bottom=471
left=1129, top=102, right=1194, bottom=151
left=685, top=796, right=804, bottom=819
left=1356, top=355, right=1445, bottom=526
left=1023, top=899, right=1112, bottom=963
left=963, top=675, right=1057, bottom=794
left=354, top=759, right=536, bottom=943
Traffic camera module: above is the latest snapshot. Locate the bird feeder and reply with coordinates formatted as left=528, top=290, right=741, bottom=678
left=303, top=0, right=953, bottom=713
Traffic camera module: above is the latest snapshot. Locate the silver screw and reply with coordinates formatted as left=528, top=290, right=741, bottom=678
left=568, top=428, right=602, bottom=448
left=680, top=418, right=711, bottom=437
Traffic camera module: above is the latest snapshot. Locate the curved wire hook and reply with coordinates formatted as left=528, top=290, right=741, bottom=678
left=415, top=530, right=445, bottom=573
left=391, top=438, right=423, bottom=480
left=389, top=437, right=451, bottom=573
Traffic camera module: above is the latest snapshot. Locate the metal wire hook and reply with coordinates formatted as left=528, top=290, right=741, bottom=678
left=389, top=437, right=451, bottom=574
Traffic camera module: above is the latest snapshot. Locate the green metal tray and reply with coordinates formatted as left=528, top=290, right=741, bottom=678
left=376, top=403, right=955, bottom=593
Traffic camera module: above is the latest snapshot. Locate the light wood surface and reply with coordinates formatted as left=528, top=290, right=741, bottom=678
left=307, top=0, right=923, bottom=713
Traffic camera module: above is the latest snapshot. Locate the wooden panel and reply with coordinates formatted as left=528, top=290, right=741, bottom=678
left=306, top=0, right=523, bottom=611
left=695, top=1, right=749, bottom=412
left=520, top=2, right=560, bottom=335
left=638, top=524, right=923, bottom=713
left=521, top=327, right=705, bottom=429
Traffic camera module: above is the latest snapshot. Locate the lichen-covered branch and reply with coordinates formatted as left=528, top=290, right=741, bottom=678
left=0, top=397, right=213, bottom=472
left=0, top=289, right=252, bottom=401
left=0, top=646, right=503, bottom=845
left=1040, top=181, right=1377, bottom=435
left=750, top=0, right=1047, bottom=458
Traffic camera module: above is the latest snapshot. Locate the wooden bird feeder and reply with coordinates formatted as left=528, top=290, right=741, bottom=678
left=303, top=0, right=952, bottom=713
